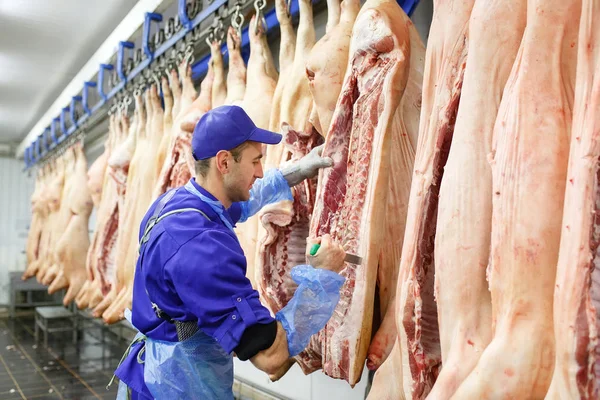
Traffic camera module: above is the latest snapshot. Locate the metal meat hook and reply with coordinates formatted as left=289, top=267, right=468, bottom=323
left=254, top=0, right=268, bottom=34
left=231, top=3, right=244, bottom=38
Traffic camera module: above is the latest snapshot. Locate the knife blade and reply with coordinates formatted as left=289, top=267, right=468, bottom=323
left=309, top=243, right=363, bottom=265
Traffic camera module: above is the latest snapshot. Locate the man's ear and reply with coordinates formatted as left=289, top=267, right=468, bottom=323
left=215, top=150, right=231, bottom=174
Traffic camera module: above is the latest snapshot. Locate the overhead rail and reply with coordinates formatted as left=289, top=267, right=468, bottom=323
left=24, top=0, right=420, bottom=170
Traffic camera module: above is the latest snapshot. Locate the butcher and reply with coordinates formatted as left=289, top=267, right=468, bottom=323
left=111, top=105, right=347, bottom=399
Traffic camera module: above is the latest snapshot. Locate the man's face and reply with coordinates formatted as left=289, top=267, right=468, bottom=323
left=223, top=142, right=264, bottom=203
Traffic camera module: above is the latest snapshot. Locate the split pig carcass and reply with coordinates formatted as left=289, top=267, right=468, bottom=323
left=47, top=144, right=94, bottom=305
left=425, top=0, right=526, bottom=398
left=451, top=0, right=580, bottom=396
left=544, top=0, right=600, bottom=397
left=102, top=86, right=166, bottom=324
left=77, top=120, right=115, bottom=310
left=294, top=0, right=420, bottom=385
left=234, top=14, right=279, bottom=289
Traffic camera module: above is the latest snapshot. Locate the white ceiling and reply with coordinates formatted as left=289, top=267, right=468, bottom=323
left=0, top=0, right=139, bottom=146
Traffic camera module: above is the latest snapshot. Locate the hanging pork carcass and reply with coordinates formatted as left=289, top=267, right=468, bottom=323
left=93, top=110, right=134, bottom=317
left=546, top=0, right=600, bottom=397
left=235, top=14, right=279, bottom=289
left=451, top=0, right=580, bottom=396
left=283, top=0, right=419, bottom=385
left=77, top=120, right=115, bottom=310
left=103, top=85, right=166, bottom=323
left=423, top=0, right=526, bottom=397
left=23, top=165, right=51, bottom=280
left=305, top=0, right=360, bottom=137
left=47, top=144, right=94, bottom=305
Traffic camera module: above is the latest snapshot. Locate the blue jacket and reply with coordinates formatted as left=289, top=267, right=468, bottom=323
left=114, top=169, right=292, bottom=399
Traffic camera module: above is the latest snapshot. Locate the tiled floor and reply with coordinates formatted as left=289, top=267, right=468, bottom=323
left=0, top=315, right=130, bottom=400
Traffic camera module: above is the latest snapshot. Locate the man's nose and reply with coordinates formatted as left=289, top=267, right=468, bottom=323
left=255, top=162, right=264, bottom=179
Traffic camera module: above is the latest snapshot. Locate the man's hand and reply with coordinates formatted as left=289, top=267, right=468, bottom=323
left=281, top=144, right=333, bottom=187
left=306, top=234, right=346, bottom=273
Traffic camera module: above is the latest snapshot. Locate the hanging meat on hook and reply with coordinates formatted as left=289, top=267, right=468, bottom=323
left=93, top=111, right=133, bottom=317
left=47, top=143, right=94, bottom=305
left=23, top=165, right=51, bottom=280
left=235, top=13, right=279, bottom=289
left=297, top=0, right=418, bottom=385
left=153, top=59, right=199, bottom=197
left=210, top=40, right=227, bottom=108
left=360, top=0, right=476, bottom=396
left=34, top=159, right=64, bottom=284
left=39, top=150, right=74, bottom=285
left=76, top=118, right=116, bottom=310
left=268, top=0, right=297, bottom=135
left=170, top=60, right=214, bottom=188
left=155, top=74, right=176, bottom=182
left=101, top=90, right=147, bottom=323
left=224, top=26, right=246, bottom=106
left=254, top=0, right=318, bottom=380
left=451, top=0, right=580, bottom=396
left=305, top=0, right=360, bottom=136
left=547, top=0, right=600, bottom=396
left=103, top=84, right=165, bottom=324
left=422, top=0, right=526, bottom=398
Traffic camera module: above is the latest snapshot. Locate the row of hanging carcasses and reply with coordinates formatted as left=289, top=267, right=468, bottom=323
left=24, top=0, right=428, bottom=388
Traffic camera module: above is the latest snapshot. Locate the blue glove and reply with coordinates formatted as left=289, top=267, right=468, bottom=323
left=238, top=169, right=293, bottom=223
left=275, top=265, right=345, bottom=357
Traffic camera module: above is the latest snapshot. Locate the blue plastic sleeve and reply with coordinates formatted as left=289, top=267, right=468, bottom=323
left=275, top=265, right=345, bottom=357
left=238, top=169, right=293, bottom=223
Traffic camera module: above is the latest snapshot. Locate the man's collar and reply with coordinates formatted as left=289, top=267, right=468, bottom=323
left=190, top=178, right=222, bottom=207
left=186, top=178, right=238, bottom=230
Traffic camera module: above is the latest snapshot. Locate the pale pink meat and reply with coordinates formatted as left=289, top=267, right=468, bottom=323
left=235, top=14, right=279, bottom=289
left=306, top=0, right=412, bottom=385
left=48, top=144, right=94, bottom=305
left=92, top=112, right=131, bottom=317
left=210, top=41, right=227, bottom=108
left=451, top=0, right=580, bottom=396
left=366, top=19, right=424, bottom=374
left=40, top=150, right=75, bottom=286
left=306, top=0, right=360, bottom=136
left=545, top=0, right=600, bottom=397
left=154, top=75, right=175, bottom=182
left=394, top=0, right=475, bottom=396
left=103, top=85, right=165, bottom=324
left=153, top=61, right=199, bottom=198
left=427, top=0, right=526, bottom=398
left=76, top=120, right=115, bottom=309
left=24, top=166, right=50, bottom=279
left=224, top=27, right=246, bottom=106
left=267, top=0, right=296, bottom=134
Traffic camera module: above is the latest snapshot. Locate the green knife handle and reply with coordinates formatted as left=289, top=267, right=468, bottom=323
left=309, top=243, right=321, bottom=256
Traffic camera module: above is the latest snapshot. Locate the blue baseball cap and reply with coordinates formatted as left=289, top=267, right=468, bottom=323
left=191, top=105, right=282, bottom=160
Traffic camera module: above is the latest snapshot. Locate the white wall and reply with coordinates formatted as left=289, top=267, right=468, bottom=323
left=0, top=157, right=34, bottom=304
left=234, top=359, right=370, bottom=400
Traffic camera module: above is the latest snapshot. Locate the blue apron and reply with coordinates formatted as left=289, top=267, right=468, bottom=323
left=113, top=188, right=234, bottom=400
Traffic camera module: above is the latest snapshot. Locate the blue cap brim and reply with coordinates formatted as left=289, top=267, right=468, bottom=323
left=247, top=127, right=283, bottom=145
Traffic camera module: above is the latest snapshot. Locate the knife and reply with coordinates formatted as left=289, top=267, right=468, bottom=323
left=309, top=243, right=363, bottom=265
